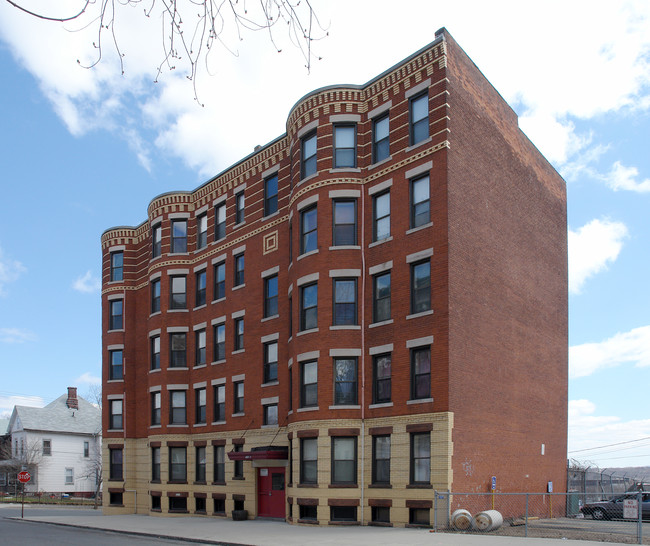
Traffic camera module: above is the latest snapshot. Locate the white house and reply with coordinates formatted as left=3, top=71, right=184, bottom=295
left=5, top=387, right=101, bottom=495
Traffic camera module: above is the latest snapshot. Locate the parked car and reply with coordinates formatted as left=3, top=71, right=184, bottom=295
left=581, top=493, right=650, bottom=520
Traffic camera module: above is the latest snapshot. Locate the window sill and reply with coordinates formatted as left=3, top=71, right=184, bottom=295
left=262, top=424, right=279, bottom=429
left=167, top=367, right=189, bottom=371
left=261, top=314, right=279, bottom=323
left=169, top=252, right=190, bottom=256
left=168, top=309, right=189, bottom=313
left=212, top=297, right=226, bottom=304
left=149, top=311, right=162, bottom=318
left=107, top=429, right=123, bottom=433
left=368, top=319, right=393, bottom=329
left=262, top=211, right=280, bottom=222
left=262, top=381, right=279, bottom=387
left=149, top=368, right=161, bottom=373
left=232, top=284, right=246, bottom=292
left=406, top=484, right=433, bottom=489
left=328, top=521, right=360, bottom=526
left=368, top=402, right=393, bottom=409
left=406, top=222, right=432, bottom=235
left=107, top=379, right=124, bottom=383
left=330, top=325, right=360, bottom=331
left=406, top=135, right=432, bottom=152
left=107, top=329, right=125, bottom=333
left=167, top=480, right=188, bottom=485
left=193, top=304, right=207, bottom=311
left=211, top=481, right=226, bottom=486
left=329, top=167, right=361, bottom=173
left=368, top=483, right=392, bottom=489
left=328, top=405, right=360, bottom=410
left=369, top=521, right=393, bottom=527
left=296, top=328, right=319, bottom=337
left=211, top=421, right=226, bottom=426
left=297, top=406, right=319, bottom=413
left=193, top=423, right=207, bottom=428
left=150, top=480, right=161, bottom=484
left=193, top=481, right=207, bottom=486
left=233, top=221, right=246, bottom=230
left=232, top=349, right=245, bottom=355
left=297, top=249, right=319, bottom=261
left=328, top=483, right=358, bottom=488
left=168, top=509, right=189, bottom=514
left=231, top=476, right=245, bottom=481
left=297, top=483, right=319, bottom=488
left=168, top=424, right=190, bottom=428
left=231, top=412, right=245, bottom=418
left=329, top=245, right=361, bottom=251
left=298, top=172, right=319, bottom=186
left=406, top=310, right=433, bottom=320
left=368, top=237, right=392, bottom=248
left=298, top=518, right=319, bottom=525
left=407, top=398, right=433, bottom=405
left=149, top=425, right=161, bottom=429
left=193, top=364, right=207, bottom=370
left=368, top=156, right=392, bottom=170
left=211, top=360, right=226, bottom=366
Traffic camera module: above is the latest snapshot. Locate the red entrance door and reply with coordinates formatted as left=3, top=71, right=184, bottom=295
left=257, top=467, right=286, bottom=518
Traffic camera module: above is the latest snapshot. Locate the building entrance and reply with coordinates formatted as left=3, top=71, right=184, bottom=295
left=257, top=467, right=285, bottom=518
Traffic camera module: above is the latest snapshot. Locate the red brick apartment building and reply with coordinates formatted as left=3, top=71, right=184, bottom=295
left=101, top=28, right=567, bottom=527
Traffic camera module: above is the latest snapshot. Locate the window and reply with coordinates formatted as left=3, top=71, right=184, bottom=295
left=410, top=174, right=430, bottom=228
left=195, top=446, right=206, bottom=482
left=109, top=492, right=123, bottom=506
left=372, top=506, right=390, bottom=524
left=65, top=468, right=74, bottom=485
left=373, top=114, right=390, bottom=163
left=197, top=213, right=208, bottom=249
left=263, top=404, right=278, bottom=426
left=301, top=131, right=317, bottom=178
left=410, top=508, right=430, bottom=526
left=333, top=278, right=356, bottom=325
left=169, top=333, right=187, bottom=368
left=214, top=497, right=225, bottom=513
left=109, top=399, right=123, bottom=430
left=333, top=125, right=356, bottom=168
left=234, top=318, right=244, bottom=351
left=373, top=353, right=392, bottom=404
left=169, top=497, right=187, bottom=511
left=300, top=283, right=317, bottom=331
left=42, top=439, right=51, bottom=456
left=410, top=432, right=431, bottom=484
left=288, top=296, right=293, bottom=337
left=152, top=224, right=162, bottom=257
left=233, top=381, right=244, bottom=414
left=151, top=391, right=161, bottom=425
left=151, top=447, right=161, bottom=481
left=171, top=219, right=187, bottom=253
left=373, top=272, right=391, bottom=323
left=195, top=388, right=206, bottom=424
left=411, top=347, right=431, bottom=400
left=169, top=446, right=187, bottom=482
left=151, top=494, right=161, bottom=510
left=213, top=261, right=225, bottom=300
left=109, top=448, right=123, bottom=480
left=109, top=299, right=123, bottom=330
left=373, top=191, right=390, bottom=241
left=300, top=437, right=317, bottom=484
left=331, top=437, right=356, bottom=484
left=195, top=270, right=206, bottom=307
left=195, top=497, right=206, bottom=513
left=410, top=260, right=431, bottom=313
left=213, top=385, right=225, bottom=422
left=150, top=335, right=160, bottom=370
left=170, top=276, right=187, bottom=309
left=300, top=206, right=317, bottom=254
left=333, top=358, right=357, bottom=405
left=235, top=192, right=245, bottom=224
left=332, top=200, right=356, bottom=246
left=213, top=445, right=225, bottom=482
left=264, top=341, right=278, bottom=383
left=233, top=445, right=244, bottom=478
left=410, top=92, right=429, bottom=145
left=169, top=390, right=187, bottom=424
left=300, top=505, right=317, bottom=520
left=109, top=349, right=123, bottom=380
left=84, top=441, right=89, bottom=458
left=234, top=254, right=245, bottom=286
left=110, top=251, right=123, bottom=281
left=264, top=174, right=278, bottom=216
left=288, top=366, right=293, bottom=411
left=195, top=329, right=206, bottom=366
left=264, top=275, right=278, bottom=318
left=372, top=435, right=390, bottom=484
left=300, top=360, right=317, bottom=408
left=215, top=203, right=226, bottom=240
left=151, top=279, right=161, bottom=313
left=213, top=323, right=225, bottom=361
left=330, top=506, right=357, bottom=522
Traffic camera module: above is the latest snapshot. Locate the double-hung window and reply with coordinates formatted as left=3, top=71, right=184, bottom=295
left=234, top=318, right=244, bottom=351
left=213, top=385, right=225, bottom=422
left=169, top=446, right=187, bottom=482
left=264, top=275, right=278, bottom=318
left=151, top=446, right=161, bottom=481
left=213, top=261, right=225, bottom=300
left=151, top=279, right=161, bottom=313
left=195, top=329, right=206, bottom=366
left=301, top=132, right=317, bottom=178
left=110, top=251, right=123, bottom=281
left=410, top=174, right=430, bottom=229
left=213, top=445, right=225, bottom=482
left=152, top=224, right=162, bottom=257
left=300, top=283, right=318, bottom=331
left=410, top=432, right=430, bottom=484
left=171, top=220, right=187, bottom=253
left=333, top=278, right=356, bottom=325
left=410, top=92, right=429, bottom=145
left=197, top=213, right=208, bottom=249
left=109, top=448, right=123, bottom=480
left=42, top=439, right=51, bottom=456
left=333, top=125, right=356, bottom=168
left=170, top=276, right=187, bottom=309
left=411, top=260, right=431, bottom=313
left=109, top=399, right=123, bottom=430
left=263, top=404, right=278, bottom=426
left=372, top=435, right=390, bottom=485
left=195, top=387, right=206, bottom=424
left=373, top=353, right=392, bottom=404
left=372, top=272, right=391, bottom=323
left=109, top=300, right=123, bottom=330
left=234, top=254, right=245, bottom=287
left=213, top=323, right=225, bottom=361
left=373, top=191, right=390, bottom=241
left=169, top=390, right=186, bottom=424
left=234, top=381, right=244, bottom=414
left=235, top=192, right=245, bottom=224
left=150, top=335, right=160, bottom=370
left=169, top=333, right=187, bottom=367
left=331, top=437, right=356, bottom=484
left=333, top=358, right=357, bottom=405
left=264, top=174, right=278, bottom=216
left=332, top=200, right=356, bottom=246
left=151, top=391, right=161, bottom=425
left=264, top=341, right=278, bottom=383
left=300, top=437, right=317, bottom=484
left=300, top=360, right=317, bottom=408
left=195, top=446, right=206, bottom=482
left=215, top=203, right=226, bottom=240
left=300, top=206, right=317, bottom=254
left=195, top=270, right=206, bottom=307
left=373, top=114, right=389, bottom=163
left=109, top=349, right=123, bottom=380
left=411, top=346, right=431, bottom=400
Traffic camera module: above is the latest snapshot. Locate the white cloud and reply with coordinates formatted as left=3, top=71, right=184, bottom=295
left=74, top=372, right=101, bottom=386
left=0, top=328, right=37, bottom=344
left=0, top=245, right=26, bottom=296
left=73, top=271, right=101, bottom=293
left=568, top=219, right=627, bottom=294
left=604, top=161, right=650, bottom=193
left=570, top=325, right=650, bottom=379
left=0, top=394, right=45, bottom=419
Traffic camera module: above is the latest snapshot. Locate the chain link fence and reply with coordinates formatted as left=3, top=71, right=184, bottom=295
left=433, top=491, right=649, bottom=544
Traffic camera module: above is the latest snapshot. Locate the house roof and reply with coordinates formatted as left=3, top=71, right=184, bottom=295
left=0, top=418, right=9, bottom=435
left=9, top=394, right=101, bottom=436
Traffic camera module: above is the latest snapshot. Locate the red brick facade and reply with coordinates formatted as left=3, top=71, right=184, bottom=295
left=101, top=28, right=567, bottom=525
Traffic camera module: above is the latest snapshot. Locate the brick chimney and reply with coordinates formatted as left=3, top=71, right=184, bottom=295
left=66, top=387, right=78, bottom=409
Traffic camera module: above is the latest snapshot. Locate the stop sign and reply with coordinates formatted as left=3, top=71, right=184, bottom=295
left=17, top=471, right=31, bottom=483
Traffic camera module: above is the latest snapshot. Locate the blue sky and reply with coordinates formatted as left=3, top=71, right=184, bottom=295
left=1, top=0, right=649, bottom=470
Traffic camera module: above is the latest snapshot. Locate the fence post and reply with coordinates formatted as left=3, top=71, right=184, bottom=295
left=638, top=490, right=642, bottom=545
left=525, top=493, right=529, bottom=538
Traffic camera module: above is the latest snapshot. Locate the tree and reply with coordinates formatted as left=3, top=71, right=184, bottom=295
left=5, top=0, right=327, bottom=103
left=0, top=437, right=43, bottom=495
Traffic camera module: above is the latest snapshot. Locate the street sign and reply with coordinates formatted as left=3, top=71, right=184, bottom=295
left=17, top=471, right=31, bottom=483
left=491, top=476, right=496, bottom=491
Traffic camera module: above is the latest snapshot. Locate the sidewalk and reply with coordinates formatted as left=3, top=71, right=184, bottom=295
left=1, top=504, right=619, bottom=546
